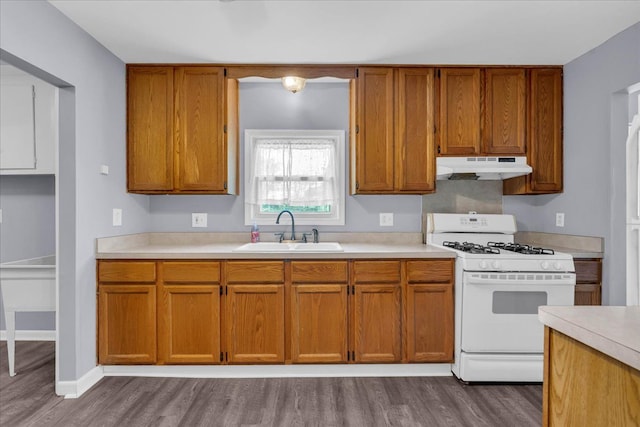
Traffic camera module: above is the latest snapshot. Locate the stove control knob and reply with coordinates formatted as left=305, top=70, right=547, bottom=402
left=491, top=260, right=501, bottom=270
left=541, top=261, right=550, bottom=270
left=553, top=262, right=563, bottom=271
left=479, top=260, right=488, bottom=270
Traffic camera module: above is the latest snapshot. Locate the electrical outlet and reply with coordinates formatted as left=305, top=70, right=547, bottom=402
left=0, top=208, right=3, bottom=223
left=380, top=213, right=394, bottom=227
left=112, top=208, right=122, bottom=226
left=192, top=213, right=208, bottom=228
left=555, top=212, right=565, bottom=227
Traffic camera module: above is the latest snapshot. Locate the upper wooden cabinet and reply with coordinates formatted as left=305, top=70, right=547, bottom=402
left=438, top=67, right=527, bottom=156
left=127, top=65, right=238, bottom=194
left=484, top=68, right=527, bottom=155
left=504, top=68, right=563, bottom=194
left=438, top=68, right=482, bottom=156
left=352, top=67, right=436, bottom=194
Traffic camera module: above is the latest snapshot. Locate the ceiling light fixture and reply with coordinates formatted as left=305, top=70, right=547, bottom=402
left=281, top=76, right=306, bottom=93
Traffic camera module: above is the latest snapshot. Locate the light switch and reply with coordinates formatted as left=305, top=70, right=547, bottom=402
left=113, top=208, right=122, bottom=226
left=100, top=165, right=109, bottom=175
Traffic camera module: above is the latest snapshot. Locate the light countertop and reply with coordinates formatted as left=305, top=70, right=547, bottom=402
left=96, top=232, right=456, bottom=260
left=539, top=305, right=640, bottom=371
left=516, top=231, right=603, bottom=259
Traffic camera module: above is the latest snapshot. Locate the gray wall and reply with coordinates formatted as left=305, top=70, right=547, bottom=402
left=503, top=22, right=640, bottom=305
left=1, top=0, right=150, bottom=382
left=149, top=81, right=423, bottom=234
left=0, top=175, right=56, bottom=331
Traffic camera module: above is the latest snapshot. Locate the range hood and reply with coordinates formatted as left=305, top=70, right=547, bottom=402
left=436, top=156, right=532, bottom=180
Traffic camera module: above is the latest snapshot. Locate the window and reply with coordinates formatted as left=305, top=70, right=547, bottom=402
left=244, top=129, right=345, bottom=225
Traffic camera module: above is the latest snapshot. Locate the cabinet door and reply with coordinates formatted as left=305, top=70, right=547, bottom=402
left=226, top=284, right=285, bottom=363
left=395, top=68, right=436, bottom=193
left=98, top=284, right=156, bottom=364
left=574, top=259, right=602, bottom=306
left=291, top=284, right=348, bottom=363
left=438, top=68, right=481, bottom=155
left=484, top=68, right=526, bottom=155
left=405, top=260, right=454, bottom=362
left=0, top=84, right=36, bottom=170
left=528, top=69, right=563, bottom=193
left=504, top=68, right=563, bottom=194
left=352, top=284, right=402, bottom=363
left=158, top=262, right=221, bottom=364
left=127, top=66, right=174, bottom=192
left=406, top=283, right=453, bottom=362
left=354, top=67, right=395, bottom=193
left=175, top=67, right=227, bottom=192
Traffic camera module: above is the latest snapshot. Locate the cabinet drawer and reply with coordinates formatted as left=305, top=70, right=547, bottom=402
left=226, top=261, right=284, bottom=283
left=291, top=261, right=348, bottom=283
left=406, top=260, right=454, bottom=283
left=162, top=261, right=221, bottom=283
left=353, top=261, right=400, bottom=283
left=575, top=260, right=602, bottom=283
left=98, top=261, right=156, bottom=283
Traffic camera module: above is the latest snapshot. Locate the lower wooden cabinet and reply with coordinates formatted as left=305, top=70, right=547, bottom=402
left=98, top=261, right=157, bottom=364
left=97, top=258, right=454, bottom=366
left=352, top=261, right=402, bottom=363
left=291, top=284, right=348, bottom=363
left=405, top=260, right=454, bottom=362
left=574, top=259, right=602, bottom=305
left=290, top=261, right=349, bottom=363
left=158, top=262, right=221, bottom=364
left=225, top=261, right=285, bottom=364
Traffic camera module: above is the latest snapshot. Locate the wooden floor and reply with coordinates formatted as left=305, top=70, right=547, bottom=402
left=0, top=342, right=542, bottom=426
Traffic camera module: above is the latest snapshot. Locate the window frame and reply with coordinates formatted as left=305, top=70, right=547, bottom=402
left=244, top=129, right=346, bottom=226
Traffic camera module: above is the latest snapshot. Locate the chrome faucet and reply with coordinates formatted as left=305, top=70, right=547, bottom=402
left=276, top=210, right=296, bottom=241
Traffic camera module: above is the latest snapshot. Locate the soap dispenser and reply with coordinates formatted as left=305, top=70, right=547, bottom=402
left=250, top=222, right=260, bottom=243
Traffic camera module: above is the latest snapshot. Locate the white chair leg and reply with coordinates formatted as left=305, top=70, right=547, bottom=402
left=6, top=310, right=16, bottom=376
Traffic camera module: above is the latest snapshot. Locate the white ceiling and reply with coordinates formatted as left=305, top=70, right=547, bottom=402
left=49, top=0, right=640, bottom=65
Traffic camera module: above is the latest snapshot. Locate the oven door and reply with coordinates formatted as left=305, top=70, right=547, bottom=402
left=461, top=271, right=575, bottom=353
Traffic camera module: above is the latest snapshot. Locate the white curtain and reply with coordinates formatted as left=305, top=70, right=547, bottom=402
left=247, top=138, right=338, bottom=208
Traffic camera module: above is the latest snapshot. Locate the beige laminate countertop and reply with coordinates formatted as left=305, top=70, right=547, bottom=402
left=515, top=231, right=603, bottom=259
left=95, top=232, right=456, bottom=260
left=539, top=305, right=640, bottom=371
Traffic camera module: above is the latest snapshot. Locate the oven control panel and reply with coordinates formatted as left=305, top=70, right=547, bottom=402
left=461, top=257, right=575, bottom=273
left=427, top=213, right=517, bottom=234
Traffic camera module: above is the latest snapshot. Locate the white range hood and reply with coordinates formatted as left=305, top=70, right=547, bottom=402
left=436, top=156, right=532, bottom=180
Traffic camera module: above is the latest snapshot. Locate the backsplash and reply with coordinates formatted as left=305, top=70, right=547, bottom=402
left=422, top=180, right=503, bottom=214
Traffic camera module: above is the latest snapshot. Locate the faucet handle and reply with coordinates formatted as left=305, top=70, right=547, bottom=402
left=301, top=232, right=313, bottom=243
left=273, top=232, right=285, bottom=243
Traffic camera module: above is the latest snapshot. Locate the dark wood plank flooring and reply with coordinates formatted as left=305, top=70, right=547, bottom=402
left=0, top=342, right=542, bottom=426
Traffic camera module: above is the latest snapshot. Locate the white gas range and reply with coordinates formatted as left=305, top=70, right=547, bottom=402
left=426, top=213, right=576, bottom=382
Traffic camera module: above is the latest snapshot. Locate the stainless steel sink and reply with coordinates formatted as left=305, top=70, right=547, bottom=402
left=233, top=242, right=343, bottom=252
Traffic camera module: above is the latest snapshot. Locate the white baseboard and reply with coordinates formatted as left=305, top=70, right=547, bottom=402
left=102, top=363, right=453, bottom=378
left=56, top=366, right=104, bottom=399
left=0, top=330, right=56, bottom=341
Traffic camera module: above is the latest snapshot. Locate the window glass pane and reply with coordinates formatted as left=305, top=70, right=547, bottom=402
left=244, top=130, right=345, bottom=225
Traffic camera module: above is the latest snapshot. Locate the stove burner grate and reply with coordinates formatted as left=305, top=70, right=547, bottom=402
left=443, top=241, right=501, bottom=254
left=487, top=242, right=555, bottom=255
